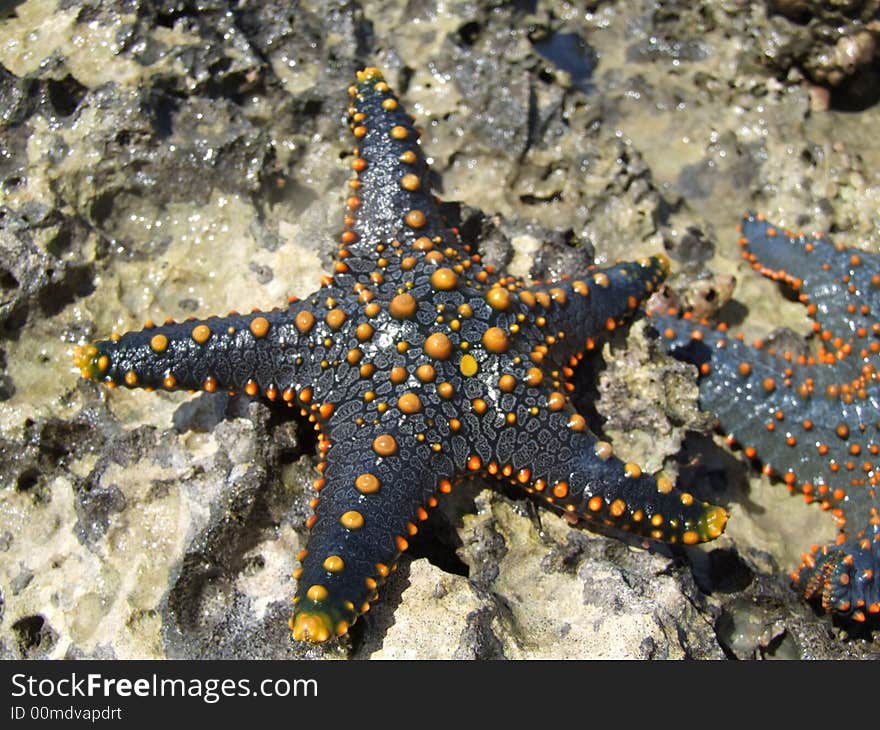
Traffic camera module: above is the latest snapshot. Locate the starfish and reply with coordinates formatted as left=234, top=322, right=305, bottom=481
left=651, top=213, right=880, bottom=623
left=74, top=68, right=727, bottom=644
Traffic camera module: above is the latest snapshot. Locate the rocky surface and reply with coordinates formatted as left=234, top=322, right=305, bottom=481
left=1, top=0, right=878, bottom=659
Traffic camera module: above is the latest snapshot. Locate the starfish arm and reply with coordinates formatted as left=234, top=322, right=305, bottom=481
left=513, top=254, right=670, bottom=367
left=339, top=67, right=465, bottom=268
left=291, top=429, right=448, bottom=642
left=514, top=408, right=726, bottom=544
left=74, top=303, right=320, bottom=399
left=795, top=531, right=880, bottom=620
left=740, top=214, right=880, bottom=365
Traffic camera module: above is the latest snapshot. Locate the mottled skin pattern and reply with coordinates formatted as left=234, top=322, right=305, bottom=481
left=75, top=68, right=726, bottom=644
left=652, top=213, right=880, bottom=624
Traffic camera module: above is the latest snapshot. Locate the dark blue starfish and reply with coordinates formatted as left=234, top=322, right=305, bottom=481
left=652, top=213, right=880, bottom=623
left=75, top=68, right=727, bottom=643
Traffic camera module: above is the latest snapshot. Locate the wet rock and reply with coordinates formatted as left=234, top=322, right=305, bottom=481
left=758, top=0, right=880, bottom=109
left=368, top=490, right=728, bottom=659
left=595, top=321, right=715, bottom=476
left=0, top=211, right=94, bottom=336
left=455, top=492, right=725, bottom=659
left=8, top=614, right=58, bottom=659
left=369, top=561, right=499, bottom=660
